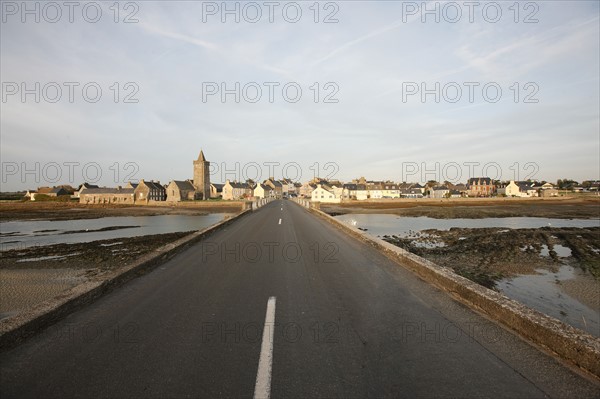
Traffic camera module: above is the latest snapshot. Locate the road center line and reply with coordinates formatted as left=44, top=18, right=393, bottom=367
left=278, top=218, right=281, bottom=225
left=254, top=296, right=276, bottom=399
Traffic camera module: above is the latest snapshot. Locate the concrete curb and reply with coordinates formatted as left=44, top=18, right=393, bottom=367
left=0, top=210, right=251, bottom=351
left=305, top=205, right=600, bottom=379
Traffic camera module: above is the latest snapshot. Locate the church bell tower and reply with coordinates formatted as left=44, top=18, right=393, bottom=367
left=193, top=149, right=211, bottom=200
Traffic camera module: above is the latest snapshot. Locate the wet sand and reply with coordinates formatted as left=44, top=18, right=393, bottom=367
left=561, top=273, right=600, bottom=312
left=0, top=269, right=88, bottom=318
left=0, top=201, right=244, bottom=222
left=0, top=232, right=193, bottom=318
left=322, top=197, right=600, bottom=219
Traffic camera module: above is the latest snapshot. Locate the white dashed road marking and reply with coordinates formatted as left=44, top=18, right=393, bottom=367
left=254, top=296, right=276, bottom=399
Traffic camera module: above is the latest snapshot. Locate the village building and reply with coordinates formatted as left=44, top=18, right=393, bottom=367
left=210, top=183, right=224, bottom=198
left=540, top=188, right=559, bottom=197
left=497, top=181, right=521, bottom=197
left=254, top=184, right=275, bottom=199
left=311, top=184, right=341, bottom=203
left=280, top=178, right=296, bottom=196
left=381, top=182, right=401, bottom=198
left=264, top=178, right=284, bottom=198
left=25, top=187, right=70, bottom=201
left=75, top=183, right=99, bottom=198
left=367, top=182, right=384, bottom=199
left=467, top=177, right=495, bottom=197
left=497, top=181, right=541, bottom=197
left=222, top=180, right=252, bottom=200
left=79, top=187, right=135, bottom=204
left=342, top=184, right=368, bottom=200
left=134, top=180, right=167, bottom=202
left=449, top=183, right=467, bottom=196
left=430, top=186, right=450, bottom=198
left=299, top=182, right=317, bottom=198
left=166, top=180, right=197, bottom=202
left=518, top=182, right=539, bottom=197
left=400, top=188, right=423, bottom=198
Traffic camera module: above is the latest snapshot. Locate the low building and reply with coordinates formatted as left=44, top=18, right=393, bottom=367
left=25, top=187, right=70, bottom=201
left=75, top=183, right=99, bottom=198
left=166, top=180, right=197, bottom=202
left=540, top=188, right=559, bottom=197
left=79, top=187, right=135, bottom=204
left=210, top=183, right=224, bottom=198
left=400, top=188, right=423, bottom=198
left=430, top=186, right=450, bottom=198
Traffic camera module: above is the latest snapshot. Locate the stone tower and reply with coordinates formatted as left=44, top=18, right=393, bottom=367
left=193, top=149, right=211, bottom=200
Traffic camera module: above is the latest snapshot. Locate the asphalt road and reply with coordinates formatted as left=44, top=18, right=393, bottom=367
left=1, top=200, right=598, bottom=398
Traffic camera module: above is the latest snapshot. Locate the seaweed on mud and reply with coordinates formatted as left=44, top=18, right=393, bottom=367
left=383, top=226, right=600, bottom=289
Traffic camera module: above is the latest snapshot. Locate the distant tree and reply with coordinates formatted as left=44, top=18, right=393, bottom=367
left=557, top=179, right=579, bottom=189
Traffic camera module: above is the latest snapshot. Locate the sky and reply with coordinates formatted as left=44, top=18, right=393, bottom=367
left=1, top=0, right=599, bottom=190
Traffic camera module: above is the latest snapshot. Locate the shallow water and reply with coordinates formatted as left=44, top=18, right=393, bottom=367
left=334, top=214, right=600, bottom=237
left=0, top=214, right=230, bottom=250
left=497, top=266, right=599, bottom=337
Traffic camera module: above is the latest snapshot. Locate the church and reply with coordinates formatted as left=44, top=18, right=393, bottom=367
left=164, top=149, right=211, bottom=201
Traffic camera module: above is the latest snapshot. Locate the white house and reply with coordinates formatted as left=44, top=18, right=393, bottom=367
left=518, top=182, right=539, bottom=197
left=311, top=184, right=341, bottom=203
left=367, top=182, right=384, bottom=199
left=343, top=184, right=369, bottom=200
left=497, top=181, right=521, bottom=197
left=498, top=181, right=538, bottom=197
left=381, top=183, right=401, bottom=198
left=254, top=184, right=275, bottom=199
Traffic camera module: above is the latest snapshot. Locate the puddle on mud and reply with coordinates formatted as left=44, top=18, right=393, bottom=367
left=497, top=266, right=599, bottom=337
